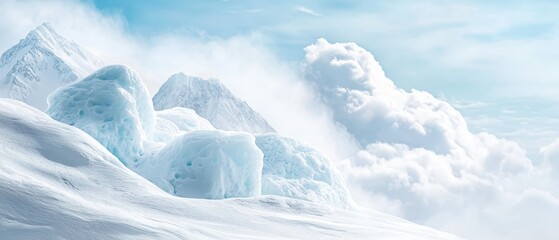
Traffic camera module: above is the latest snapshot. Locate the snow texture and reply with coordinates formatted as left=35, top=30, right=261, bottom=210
left=256, top=133, right=353, bottom=209
left=153, top=73, right=275, bottom=134
left=47, top=65, right=155, bottom=168
left=0, top=98, right=462, bottom=240
left=153, top=107, right=215, bottom=142
left=0, top=23, right=102, bottom=110
left=139, top=130, right=263, bottom=199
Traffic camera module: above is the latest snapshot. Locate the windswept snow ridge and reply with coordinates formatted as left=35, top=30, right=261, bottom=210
left=0, top=23, right=102, bottom=110
left=153, top=73, right=275, bottom=134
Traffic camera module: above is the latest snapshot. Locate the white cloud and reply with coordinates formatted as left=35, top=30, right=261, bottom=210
left=302, top=38, right=559, bottom=240
left=448, top=99, right=488, bottom=110
left=540, top=139, right=559, bottom=175
left=294, top=5, right=321, bottom=17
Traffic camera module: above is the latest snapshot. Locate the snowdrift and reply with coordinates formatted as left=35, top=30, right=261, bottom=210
left=0, top=98, right=462, bottom=240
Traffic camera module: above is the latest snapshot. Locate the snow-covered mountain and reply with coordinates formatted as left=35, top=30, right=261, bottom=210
left=153, top=73, right=275, bottom=134
left=0, top=23, right=102, bottom=110
left=0, top=98, right=462, bottom=240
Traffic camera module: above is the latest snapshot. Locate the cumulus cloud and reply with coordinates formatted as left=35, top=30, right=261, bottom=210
left=304, top=38, right=533, bottom=174
left=303, top=38, right=558, bottom=240
left=540, top=139, right=559, bottom=174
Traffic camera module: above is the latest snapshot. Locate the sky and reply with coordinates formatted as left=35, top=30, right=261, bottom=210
left=85, top=0, right=559, bottom=157
left=1, top=1, right=559, bottom=239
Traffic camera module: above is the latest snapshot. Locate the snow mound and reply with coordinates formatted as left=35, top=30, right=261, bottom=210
left=153, top=107, right=215, bottom=142
left=47, top=65, right=155, bottom=167
left=0, top=23, right=102, bottom=110
left=139, top=130, right=263, bottom=199
left=153, top=73, right=275, bottom=134
left=256, top=133, right=353, bottom=209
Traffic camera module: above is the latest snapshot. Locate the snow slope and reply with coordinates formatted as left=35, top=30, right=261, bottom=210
left=153, top=73, right=275, bottom=134
left=0, top=98, right=462, bottom=240
left=0, top=23, right=102, bottom=110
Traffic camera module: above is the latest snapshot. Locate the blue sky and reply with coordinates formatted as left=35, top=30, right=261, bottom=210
left=86, top=0, right=559, bottom=155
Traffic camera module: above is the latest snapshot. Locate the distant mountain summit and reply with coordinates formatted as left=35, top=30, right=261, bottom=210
left=153, top=73, right=275, bottom=134
left=0, top=23, right=102, bottom=110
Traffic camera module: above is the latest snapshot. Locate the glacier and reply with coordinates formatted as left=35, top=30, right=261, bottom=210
left=0, top=23, right=102, bottom=110
left=256, top=133, right=354, bottom=209
left=0, top=98, right=463, bottom=240
left=138, top=130, right=263, bottom=199
left=153, top=73, right=275, bottom=134
left=46, top=64, right=360, bottom=206
left=47, top=65, right=155, bottom=168
left=47, top=65, right=264, bottom=199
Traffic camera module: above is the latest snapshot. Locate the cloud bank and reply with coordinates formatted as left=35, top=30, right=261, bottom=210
left=303, top=38, right=559, bottom=240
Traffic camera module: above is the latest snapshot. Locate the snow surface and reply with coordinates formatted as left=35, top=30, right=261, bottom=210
left=153, top=73, right=275, bottom=134
left=0, top=98, right=463, bottom=240
left=139, top=130, right=263, bottom=199
left=47, top=65, right=155, bottom=168
left=153, top=107, right=215, bottom=142
left=0, top=23, right=102, bottom=110
left=256, top=133, right=354, bottom=209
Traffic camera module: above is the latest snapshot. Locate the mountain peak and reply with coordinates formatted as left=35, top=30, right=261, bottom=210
left=0, top=23, right=103, bottom=110
left=33, top=22, right=56, bottom=35
left=153, top=73, right=276, bottom=134
left=169, top=72, right=222, bottom=84
left=167, top=72, right=227, bottom=92
left=24, top=22, right=64, bottom=48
